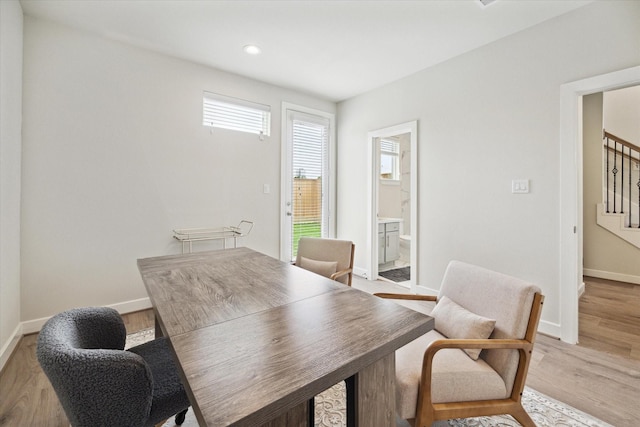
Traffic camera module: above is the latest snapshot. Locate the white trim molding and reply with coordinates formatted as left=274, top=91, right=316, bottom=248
left=0, top=323, right=22, bottom=372
left=353, top=266, right=369, bottom=280
left=20, top=297, right=152, bottom=335
left=367, top=121, right=418, bottom=293
left=538, top=320, right=562, bottom=339
left=583, top=269, right=640, bottom=285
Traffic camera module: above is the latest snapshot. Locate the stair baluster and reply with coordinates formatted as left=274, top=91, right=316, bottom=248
left=603, top=131, right=640, bottom=230
left=629, top=146, right=632, bottom=226
left=612, top=139, right=618, bottom=213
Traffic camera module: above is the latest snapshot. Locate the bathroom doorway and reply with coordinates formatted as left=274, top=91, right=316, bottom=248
left=367, top=121, right=417, bottom=293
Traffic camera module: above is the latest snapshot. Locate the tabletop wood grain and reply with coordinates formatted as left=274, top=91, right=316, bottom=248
left=138, top=248, right=342, bottom=336
left=138, top=248, right=433, bottom=427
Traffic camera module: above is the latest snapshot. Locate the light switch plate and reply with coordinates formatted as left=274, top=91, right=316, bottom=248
left=512, top=179, right=530, bottom=194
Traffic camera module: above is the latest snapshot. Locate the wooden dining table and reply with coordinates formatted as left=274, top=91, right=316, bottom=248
left=137, top=247, right=433, bottom=427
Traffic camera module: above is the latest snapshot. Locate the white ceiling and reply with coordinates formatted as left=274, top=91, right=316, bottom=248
left=19, top=0, right=593, bottom=102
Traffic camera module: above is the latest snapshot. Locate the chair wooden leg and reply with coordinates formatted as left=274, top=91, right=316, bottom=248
left=510, top=404, right=536, bottom=427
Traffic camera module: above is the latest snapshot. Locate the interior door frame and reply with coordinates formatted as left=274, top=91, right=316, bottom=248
left=367, top=121, right=418, bottom=292
left=559, top=65, right=640, bottom=344
left=280, top=102, right=336, bottom=261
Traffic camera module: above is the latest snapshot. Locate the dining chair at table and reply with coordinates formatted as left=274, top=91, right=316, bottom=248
left=375, top=260, right=544, bottom=427
left=37, top=306, right=190, bottom=427
left=295, top=237, right=355, bottom=285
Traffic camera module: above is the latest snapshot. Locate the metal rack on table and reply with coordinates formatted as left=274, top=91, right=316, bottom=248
left=173, top=220, right=254, bottom=254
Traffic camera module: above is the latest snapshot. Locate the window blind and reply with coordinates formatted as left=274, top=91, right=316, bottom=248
left=380, top=139, right=399, bottom=154
left=380, top=139, right=400, bottom=180
left=203, top=91, right=271, bottom=136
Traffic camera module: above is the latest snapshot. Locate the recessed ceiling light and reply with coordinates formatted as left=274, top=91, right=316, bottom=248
left=243, top=45, right=261, bottom=55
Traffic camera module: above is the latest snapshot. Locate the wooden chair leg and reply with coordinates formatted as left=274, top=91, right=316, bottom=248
left=511, top=404, right=536, bottom=427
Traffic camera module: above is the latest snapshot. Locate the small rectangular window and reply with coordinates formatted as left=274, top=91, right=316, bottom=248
left=203, top=91, right=271, bottom=137
left=380, top=139, right=400, bottom=181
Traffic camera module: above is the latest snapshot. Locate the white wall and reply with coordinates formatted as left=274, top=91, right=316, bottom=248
left=603, top=85, right=640, bottom=145
left=21, top=16, right=335, bottom=322
left=0, top=0, right=23, bottom=366
left=337, top=1, right=640, bottom=332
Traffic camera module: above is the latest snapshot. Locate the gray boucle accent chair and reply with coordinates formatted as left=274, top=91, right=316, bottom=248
left=36, top=307, right=190, bottom=427
left=376, top=260, right=544, bottom=427
left=295, top=237, right=355, bottom=285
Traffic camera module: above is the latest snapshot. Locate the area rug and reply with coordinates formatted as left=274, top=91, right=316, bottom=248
left=127, top=330, right=613, bottom=427
left=379, top=266, right=411, bottom=282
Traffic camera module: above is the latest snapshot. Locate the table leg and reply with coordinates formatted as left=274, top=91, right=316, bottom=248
left=350, top=352, right=396, bottom=427
left=154, top=316, right=163, bottom=338
left=259, top=399, right=309, bottom=427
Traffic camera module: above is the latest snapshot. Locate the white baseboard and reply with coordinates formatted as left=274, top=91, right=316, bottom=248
left=538, top=319, right=561, bottom=339
left=21, top=315, right=54, bottom=335
left=353, top=266, right=368, bottom=279
left=1, top=297, right=153, bottom=373
left=20, top=297, right=152, bottom=335
left=107, top=297, right=152, bottom=316
left=0, top=323, right=23, bottom=372
left=415, top=284, right=439, bottom=296
left=583, top=269, right=640, bottom=285
left=4, top=286, right=566, bottom=372
left=578, top=281, right=586, bottom=298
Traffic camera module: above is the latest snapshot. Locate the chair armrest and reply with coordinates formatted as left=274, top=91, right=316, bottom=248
left=425, top=338, right=531, bottom=358
left=421, top=338, right=533, bottom=388
left=330, top=268, right=352, bottom=281
left=38, top=348, right=153, bottom=426
left=374, top=293, right=437, bottom=302
left=415, top=337, right=534, bottom=421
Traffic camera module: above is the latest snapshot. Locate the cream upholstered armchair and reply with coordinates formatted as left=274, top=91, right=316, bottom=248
left=295, top=237, right=355, bottom=285
left=376, top=260, right=544, bottom=427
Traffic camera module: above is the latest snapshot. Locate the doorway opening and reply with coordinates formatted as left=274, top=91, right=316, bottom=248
left=559, top=65, right=640, bottom=343
left=367, top=121, right=418, bottom=293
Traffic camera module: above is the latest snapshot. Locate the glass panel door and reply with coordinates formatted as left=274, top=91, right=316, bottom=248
left=282, top=108, right=331, bottom=261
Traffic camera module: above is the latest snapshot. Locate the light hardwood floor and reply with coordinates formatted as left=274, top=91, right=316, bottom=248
left=578, top=276, right=640, bottom=360
left=1, top=276, right=638, bottom=426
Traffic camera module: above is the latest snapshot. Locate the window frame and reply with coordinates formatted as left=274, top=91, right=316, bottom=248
left=202, top=91, right=271, bottom=137
left=379, top=138, right=400, bottom=183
